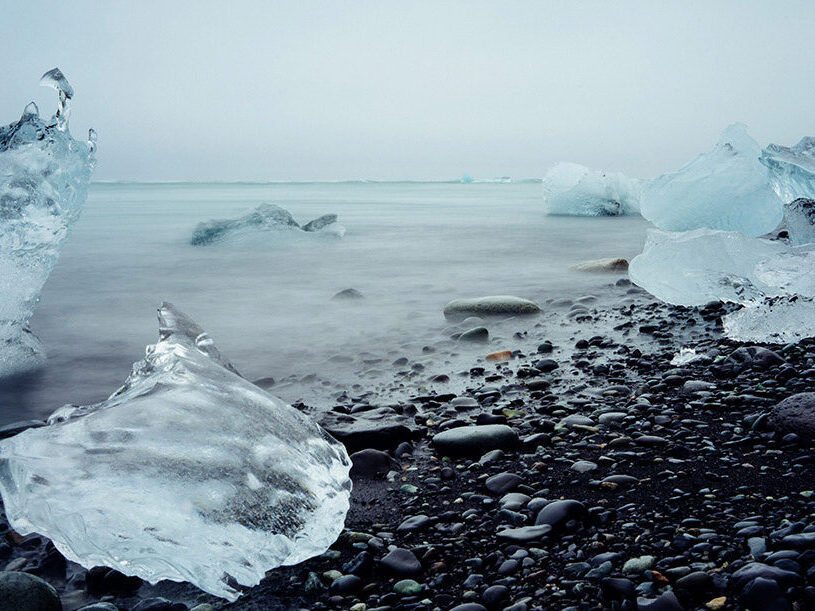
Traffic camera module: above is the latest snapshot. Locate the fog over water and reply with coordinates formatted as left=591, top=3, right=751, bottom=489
left=0, top=181, right=646, bottom=424
left=2, top=1, right=814, bottom=181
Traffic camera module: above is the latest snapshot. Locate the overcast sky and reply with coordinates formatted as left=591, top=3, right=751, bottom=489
left=2, top=1, right=814, bottom=181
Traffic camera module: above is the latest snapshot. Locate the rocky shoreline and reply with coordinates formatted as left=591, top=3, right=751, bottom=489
left=3, top=281, right=815, bottom=611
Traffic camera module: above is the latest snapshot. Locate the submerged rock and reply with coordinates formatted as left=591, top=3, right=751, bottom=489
left=190, top=204, right=345, bottom=245
left=332, top=288, right=364, bottom=300
left=0, top=68, right=95, bottom=378
left=443, top=296, right=541, bottom=321
left=0, top=303, right=352, bottom=601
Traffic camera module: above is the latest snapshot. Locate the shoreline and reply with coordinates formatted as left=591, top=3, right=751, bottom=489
left=2, top=278, right=814, bottom=610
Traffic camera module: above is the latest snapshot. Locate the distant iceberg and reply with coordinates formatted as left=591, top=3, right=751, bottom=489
left=541, top=162, right=642, bottom=216
left=460, top=175, right=512, bottom=184
left=640, top=124, right=783, bottom=236
left=0, top=303, right=352, bottom=600
left=761, top=136, right=815, bottom=204
left=191, top=203, right=345, bottom=245
left=0, top=68, right=95, bottom=378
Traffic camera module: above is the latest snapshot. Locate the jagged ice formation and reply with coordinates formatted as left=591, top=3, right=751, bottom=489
left=0, top=303, right=352, bottom=600
left=0, top=68, right=95, bottom=378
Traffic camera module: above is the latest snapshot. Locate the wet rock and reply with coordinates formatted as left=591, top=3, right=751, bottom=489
left=485, top=472, right=522, bottom=494
left=570, top=257, right=629, bottom=273
left=321, top=407, right=415, bottom=452
left=432, top=425, right=519, bottom=457
left=349, top=449, right=399, bottom=478
left=496, top=524, right=553, bottom=543
left=769, top=393, right=815, bottom=441
left=443, top=296, right=541, bottom=321
left=380, top=548, right=422, bottom=577
left=534, top=499, right=586, bottom=529
left=460, top=327, right=489, bottom=343
left=0, top=571, right=60, bottom=611
left=740, top=576, right=790, bottom=611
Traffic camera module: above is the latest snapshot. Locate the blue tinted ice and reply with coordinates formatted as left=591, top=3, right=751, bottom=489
left=0, top=68, right=95, bottom=378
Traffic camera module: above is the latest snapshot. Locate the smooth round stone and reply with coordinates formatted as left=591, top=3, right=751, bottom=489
left=622, top=555, right=655, bottom=574
left=432, top=425, right=519, bottom=457
left=450, top=397, right=479, bottom=411
left=329, top=574, right=363, bottom=594
left=571, top=460, right=598, bottom=473
left=443, top=296, right=541, bottom=321
left=496, top=524, right=553, bottom=543
left=500, top=492, right=531, bottom=511
left=598, top=412, right=627, bottom=425
left=459, top=327, right=489, bottom=343
left=485, top=472, right=522, bottom=494
left=534, top=499, right=586, bottom=528
left=769, top=393, right=815, bottom=440
left=381, top=548, right=422, bottom=576
left=0, top=572, right=61, bottom=611
left=393, top=579, right=423, bottom=595
left=397, top=514, right=432, bottom=532
left=556, top=414, right=595, bottom=429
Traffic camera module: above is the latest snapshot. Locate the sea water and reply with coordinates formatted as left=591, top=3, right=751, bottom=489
left=0, top=181, right=647, bottom=424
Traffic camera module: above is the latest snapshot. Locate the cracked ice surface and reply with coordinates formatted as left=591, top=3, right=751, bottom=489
left=0, top=68, right=95, bottom=378
left=541, top=162, right=642, bottom=216
left=640, top=124, right=782, bottom=237
left=630, top=228, right=815, bottom=343
left=761, top=137, right=815, bottom=204
left=628, top=228, right=788, bottom=306
left=723, top=296, right=815, bottom=344
left=0, top=303, right=352, bottom=600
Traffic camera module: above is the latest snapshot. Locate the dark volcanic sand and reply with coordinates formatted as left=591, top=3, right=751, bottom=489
left=4, top=281, right=815, bottom=611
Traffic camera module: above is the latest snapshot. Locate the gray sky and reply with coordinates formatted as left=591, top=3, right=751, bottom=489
left=2, top=0, right=814, bottom=181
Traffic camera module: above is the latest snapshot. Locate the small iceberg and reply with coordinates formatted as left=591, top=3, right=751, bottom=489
left=0, top=303, right=352, bottom=600
left=541, top=162, right=642, bottom=216
left=191, top=203, right=345, bottom=245
left=639, top=124, right=783, bottom=236
left=0, top=68, right=95, bottom=378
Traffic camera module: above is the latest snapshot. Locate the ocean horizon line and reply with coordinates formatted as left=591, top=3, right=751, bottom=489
left=90, top=177, right=544, bottom=186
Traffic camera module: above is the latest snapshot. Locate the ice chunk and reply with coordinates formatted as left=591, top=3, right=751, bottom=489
left=640, top=124, right=783, bottom=236
left=752, top=246, right=815, bottom=296
left=783, top=198, right=815, bottom=246
left=670, top=348, right=707, bottom=366
left=542, top=162, right=642, bottom=216
left=761, top=137, right=815, bottom=203
left=301, top=213, right=345, bottom=236
left=723, top=296, right=815, bottom=344
left=39, top=68, right=73, bottom=131
left=0, top=68, right=95, bottom=378
left=0, top=303, right=352, bottom=600
left=628, top=228, right=787, bottom=306
left=191, top=203, right=345, bottom=245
